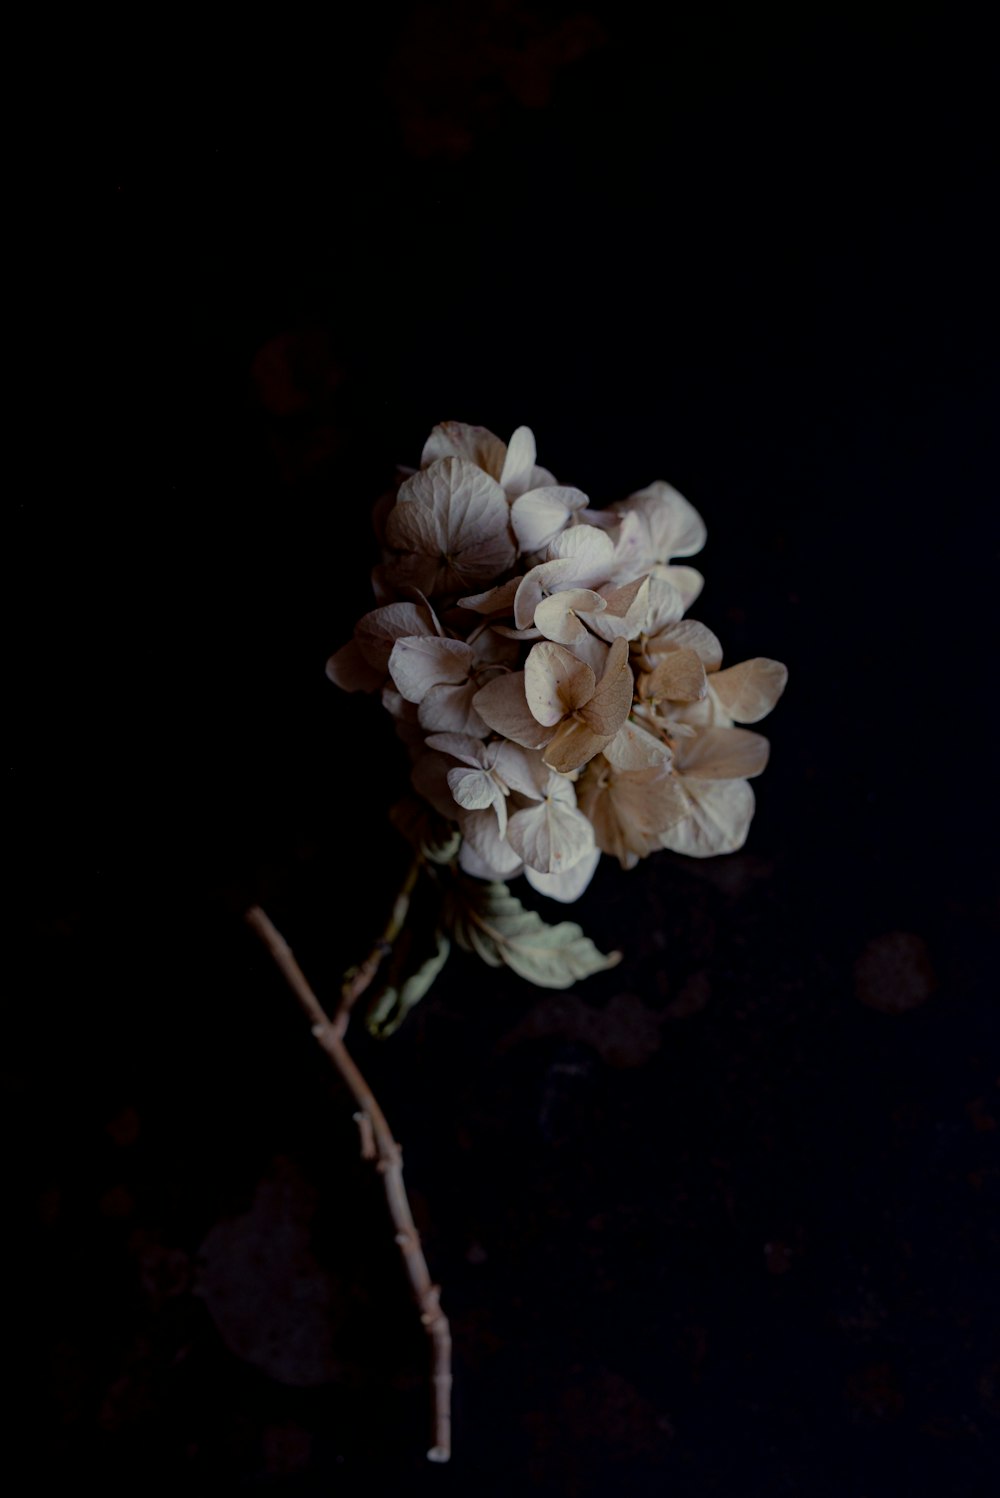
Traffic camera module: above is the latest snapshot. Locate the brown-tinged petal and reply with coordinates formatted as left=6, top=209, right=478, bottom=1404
left=709, top=658, right=788, bottom=723
left=473, top=672, right=555, bottom=749
left=525, top=641, right=595, bottom=726
left=325, top=638, right=384, bottom=692
left=421, top=421, right=506, bottom=480
left=675, top=726, right=771, bottom=780
left=581, top=576, right=651, bottom=642
left=643, top=648, right=708, bottom=703
left=603, top=721, right=672, bottom=770
left=582, top=637, right=633, bottom=735
left=578, top=759, right=686, bottom=866
left=387, top=458, right=516, bottom=592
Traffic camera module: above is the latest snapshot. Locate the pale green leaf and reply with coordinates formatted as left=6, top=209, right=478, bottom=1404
left=366, top=931, right=452, bottom=1037
left=446, top=880, right=621, bottom=989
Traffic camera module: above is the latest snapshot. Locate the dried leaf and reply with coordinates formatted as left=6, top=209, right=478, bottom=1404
left=366, top=931, right=452, bottom=1038
left=446, top=880, right=621, bottom=989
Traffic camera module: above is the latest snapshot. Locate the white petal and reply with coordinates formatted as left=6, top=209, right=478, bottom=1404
left=499, top=425, right=537, bottom=499
left=525, top=846, right=601, bottom=904
left=545, top=523, right=615, bottom=580
left=448, top=765, right=496, bottom=811
left=511, top=486, right=589, bottom=552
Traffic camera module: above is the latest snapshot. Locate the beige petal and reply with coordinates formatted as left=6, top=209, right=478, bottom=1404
left=709, top=658, right=788, bottom=723
left=525, top=641, right=595, bottom=727
left=387, top=458, right=516, bottom=591
left=513, top=557, right=580, bottom=629
left=643, top=648, right=708, bottom=703
left=473, top=672, right=555, bottom=749
left=421, top=421, right=506, bottom=480
left=660, top=778, right=755, bottom=858
left=603, top=721, right=672, bottom=771
left=642, top=575, right=686, bottom=636
left=582, top=576, right=651, bottom=642
left=491, top=741, right=548, bottom=800
left=388, top=636, right=473, bottom=703
left=578, top=761, right=685, bottom=865
left=325, top=638, right=384, bottom=692
left=507, top=798, right=595, bottom=875
left=424, top=733, right=488, bottom=769
left=658, top=564, right=704, bottom=608
left=541, top=716, right=614, bottom=774
left=675, top=726, right=771, bottom=780
left=411, top=750, right=461, bottom=819
left=354, top=600, right=438, bottom=671
left=650, top=618, right=723, bottom=670
left=616, top=481, right=707, bottom=560
left=534, top=588, right=606, bottom=645
left=545, top=522, right=615, bottom=577
left=458, top=809, right=523, bottom=877
left=457, top=577, right=522, bottom=614
left=418, top=680, right=487, bottom=735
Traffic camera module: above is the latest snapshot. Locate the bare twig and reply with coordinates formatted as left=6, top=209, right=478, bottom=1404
left=244, top=901, right=452, bottom=1464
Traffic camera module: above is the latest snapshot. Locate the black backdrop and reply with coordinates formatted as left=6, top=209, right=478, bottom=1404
left=15, top=6, right=998, bottom=1494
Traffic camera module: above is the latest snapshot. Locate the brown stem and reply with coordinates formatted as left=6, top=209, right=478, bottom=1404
left=244, top=903, right=452, bottom=1464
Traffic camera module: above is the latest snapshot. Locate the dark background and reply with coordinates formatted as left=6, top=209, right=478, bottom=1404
left=15, top=5, right=998, bottom=1493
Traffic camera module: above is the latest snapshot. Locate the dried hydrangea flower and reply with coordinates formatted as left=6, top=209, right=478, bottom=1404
left=326, top=418, right=787, bottom=1002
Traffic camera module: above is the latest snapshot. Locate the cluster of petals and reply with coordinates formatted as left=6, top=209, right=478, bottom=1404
left=328, top=420, right=787, bottom=902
